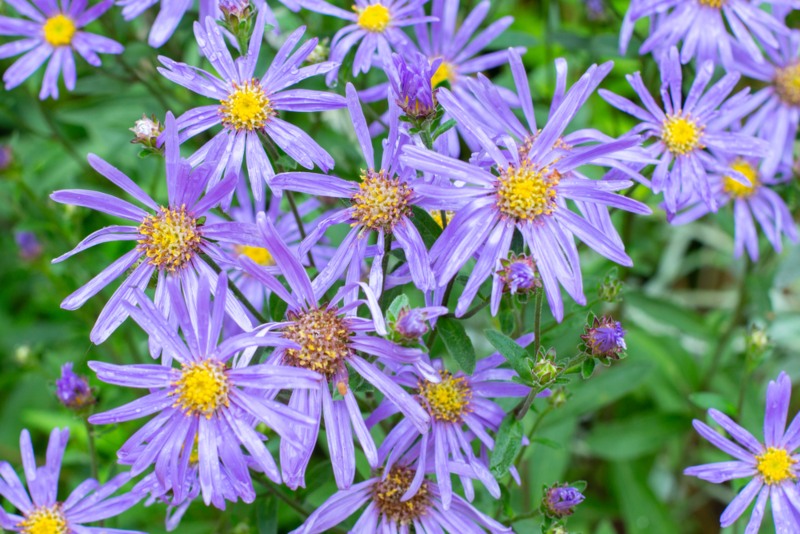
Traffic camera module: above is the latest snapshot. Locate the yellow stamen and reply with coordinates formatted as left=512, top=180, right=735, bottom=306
left=356, top=3, right=391, bottom=32
left=722, top=159, right=760, bottom=198
left=171, top=360, right=230, bottom=418
left=235, top=245, right=275, bottom=266
left=418, top=371, right=472, bottom=423
left=495, top=160, right=560, bottom=221
left=756, top=447, right=796, bottom=485
left=429, top=210, right=455, bottom=228
left=220, top=79, right=273, bottom=131
left=661, top=113, right=704, bottom=155
left=351, top=169, right=412, bottom=232
left=775, top=62, right=800, bottom=107
left=698, top=0, right=726, bottom=7
left=17, top=506, right=68, bottom=534
left=138, top=206, right=202, bottom=272
left=431, top=61, right=454, bottom=87
left=43, top=15, right=76, bottom=47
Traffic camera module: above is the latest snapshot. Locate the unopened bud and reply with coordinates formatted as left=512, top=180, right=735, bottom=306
left=581, top=316, right=626, bottom=361
left=15, top=231, right=42, bottom=261
left=532, top=349, right=560, bottom=385
left=498, top=253, right=541, bottom=295
left=130, top=114, right=163, bottom=148
left=542, top=483, right=585, bottom=519
left=56, top=363, right=95, bottom=410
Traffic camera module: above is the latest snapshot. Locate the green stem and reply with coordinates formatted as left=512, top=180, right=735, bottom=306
left=285, top=191, right=317, bottom=271
left=253, top=475, right=348, bottom=534
left=84, top=419, right=99, bottom=482
left=379, top=234, right=393, bottom=307
left=515, top=291, right=545, bottom=420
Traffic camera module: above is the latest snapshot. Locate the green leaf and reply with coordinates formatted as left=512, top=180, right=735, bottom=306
left=438, top=317, right=476, bottom=374
left=625, top=291, right=710, bottom=339
left=256, top=494, right=277, bottom=534
left=585, top=414, right=687, bottom=461
left=688, top=392, right=737, bottom=416
left=485, top=329, right=531, bottom=382
left=269, top=292, right=288, bottom=322
left=581, top=358, right=596, bottom=379
left=387, top=294, right=410, bottom=323
left=490, top=415, right=523, bottom=478
left=410, top=206, right=443, bottom=249
left=610, top=461, right=679, bottom=533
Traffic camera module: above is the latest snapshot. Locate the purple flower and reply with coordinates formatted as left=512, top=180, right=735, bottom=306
left=386, top=50, right=441, bottom=120
left=581, top=316, right=626, bottom=360
left=621, top=0, right=791, bottom=67
left=393, top=305, right=447, bottom=340
left=0, top=428, right=143, bottom=533
left=272, top=83, right=436, bottom=298
left=300, top=0, right=435, bottom=84
left=368, top=343, right=533, bottom=509
left=14, top=230, right=42, bottom=261
left=600, top=47, right=770, bottom=215
left=238, top=213, right=437, bottom=490
left=401, top=49, right=651, bottom=321
left=51, top=112, right=259, bottom=345
left=88, top=272, right=323, bottom=508
left=55, top=362, right=94, bottom=409
left=671, top=158, right=798, bottom=260
left=157, top=12, right=344, bottom=201
left=685, top=371, right=800, bottom=532
left=498, top=253, right=541, bottom=295
left=0, top=0, right=123, bottom=99
left=291, top=464, right=512, bottom=533
left=543, top=483, right=585, bottom=518
left=727, top=33, right=800, bottom=177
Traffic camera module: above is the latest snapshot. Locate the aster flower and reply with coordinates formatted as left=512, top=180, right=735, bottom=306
left=300, top=0, right=435, bottom=84
left=0, top=0, right=123, bottom=99
left=367, top=343, right=533, bottom=509
left=291, top=463, right=512, bottom=533
left=272, top=83, right=436, bottom=298
left=726, top=33, right=800, bottom=177
left=599, top=47, right=770, bottom=215
left=51, top=112, right=258, bottom=345
left=401, top=49, right=652, bottom=320
left=88, top=272, right=323, bottom=508
left=238, top=212, right=436, bottom=490
left=580, top=315, right=626, bottom=361
left=542, top=483, right=585, bottom=518
left=621, top=0, right=791, bottom=67
left=671, top=157, right=798, bottom=260
left=685, top=371, right=800, bottom=532
left=157, top=12, right=344, bottom=201
left=116, top=0, right=287, bottom=48
left=0, top=427, right=143, bottom=533
left=55, top=362, right=95, bottom=409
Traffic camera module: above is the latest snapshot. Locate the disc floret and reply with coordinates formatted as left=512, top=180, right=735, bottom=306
left=756, top=447, right=796, bottom=485
left=220, top=79, right=274, bottom=131
left=137, top=206, right=202, bottom=272
left=351, top=170, right=412, bottom=232
left=171, top=360, right=231, bottom=418
left=418, top=371, right=473, bottom=423
left=372, top=466, right=431, bottom=524
left=43, top=14, right=76, bottom=47
left=356, top=4, right=391, bottom=32
left=723, top=160, right=760, bottom=198
left=774, top=62, right=800, bottom=107
left=495, top=160, right=560, bottom=221
left=17, top=505, right=69, bottom=534
left=283, top=308, right=352, bottom=379
left=661, top=112, right=704, bottom=155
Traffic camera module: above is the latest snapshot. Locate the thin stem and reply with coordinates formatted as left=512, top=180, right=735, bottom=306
left=204, top=255, right=269, bottom=324
left=285, top=191, right=317, bottom=271
left=379, top=234, right=393, bottom=307
left=253, top=475, right=348, bottom=534
left=443, top=297, right=489, bottom=320
left=84, top=419, right=99, bottom=482
left=515, top=291, right=545, bottom=420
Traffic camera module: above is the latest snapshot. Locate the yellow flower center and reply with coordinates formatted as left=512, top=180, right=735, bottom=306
left=356, top=3, right=391, bottom=32
left=138, top=206, right=202, bottom=272
left=283, top=308, right=352, bottom=379
left=372, top=466, right=431, bottom=524
left=235, top=244, right=275, bottom=266
left=220, top=79, right=274, bottom=131
left=171, top=360, right=230, bottom=418
left=43, top=15, right=76, bottom=47
left=351, top=170, right=412, bottom=232
left=723, top=159, right=760, bottom=198
left=661, top=113, right=704, bottom=155
left=775, top=62, right=800, bottom=107
left=495, top=160, right=560, bottom=221
left=418, top=371, right=472, bottom=423
left=17, top=506, right=68, bottom=534
left=431, top=61, right=455, bottom=87
left=756, top=447, right=796, bottom=485
left=698, top=0, right=725, bottom=7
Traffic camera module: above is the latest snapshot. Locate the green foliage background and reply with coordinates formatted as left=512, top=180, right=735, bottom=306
left=1, top=0, right=799, bottom=532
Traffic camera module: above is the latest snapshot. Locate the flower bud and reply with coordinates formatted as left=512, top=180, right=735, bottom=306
left=548, top=387, right=568, bottom=408
left=396, top=308, right=430, bottom=339
left=542, top=483, right=585, bottom=519
left=55, top=363, right=95, bottom=410
left=305, top=38, right=330, bottom=65
left=498, top=254, right=541, bottom=295
left=532, top=349, right=560, bottom=385
left=387, top=51, right=439, bottom=121
left=130, top=114, right=163, bottom=148
left=598, top=269, right=622, bottom=302
left=220, top=0, right=251, bottom=19
left=581, top=316, right=626, bottom=361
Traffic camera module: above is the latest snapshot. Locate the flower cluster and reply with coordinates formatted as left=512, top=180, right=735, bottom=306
left=0, top=0, right=798, bottom=531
